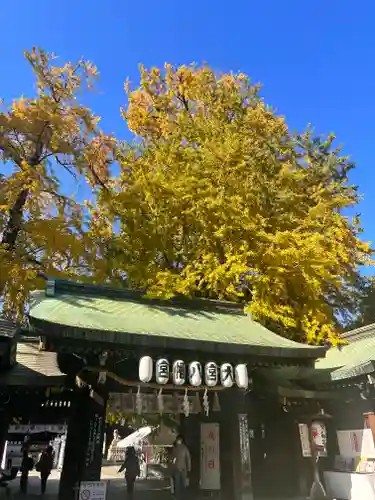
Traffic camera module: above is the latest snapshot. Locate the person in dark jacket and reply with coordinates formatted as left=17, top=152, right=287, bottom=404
left=171, top=435, right=191, bottom=499
left=118, top=447, right=140, bottom=498
left=20, top=448, right=34, bottom=494
left=36, top=445, right=54, bottom=495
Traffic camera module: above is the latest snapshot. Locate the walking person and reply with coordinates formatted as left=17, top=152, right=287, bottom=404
left=118, top=446, right=140, bottom=498
left=171, top=435, right=191, bottom=499
left=19, top=448, right=34, bottom=494
left=36, top=445, right=54, bottom=495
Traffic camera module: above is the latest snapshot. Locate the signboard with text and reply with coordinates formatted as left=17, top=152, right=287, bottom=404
left=200, top=422, right=220, bottom=490
left=238, top=414, right=253, bottom=500
left=298, top=423, right=312, bottom=457
left=79, top=481, right=108, bottom=500
left=82, top=393, right=106, bottom=482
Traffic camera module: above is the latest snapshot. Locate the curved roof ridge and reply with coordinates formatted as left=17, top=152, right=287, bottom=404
left=42, top=277, right=245, bottom=314
left=341, top=323, right=375, bottom=342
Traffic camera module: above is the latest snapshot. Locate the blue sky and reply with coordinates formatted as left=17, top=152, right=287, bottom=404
left=2, top=0, right=375, bottom=271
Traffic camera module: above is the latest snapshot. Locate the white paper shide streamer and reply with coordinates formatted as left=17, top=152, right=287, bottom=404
left=136, top=386, right=143, bottom=415
left=139, top=356, right=153, bottom=383
left=188, top=361, right=202, bottom=386
left=183, top=390, right=190, bottom=417
left=235, top=364, right=249, bottom=389
left=156, top=358, right=170, bottom=385
left=203, top=389, right=210, bottom=416
left=157, top=389, right=164, bottom=415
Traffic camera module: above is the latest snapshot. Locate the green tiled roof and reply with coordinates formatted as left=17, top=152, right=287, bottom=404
left=315, top=326, right=375, bottom=381
left=341, top=323, right=375, bottom=343
left=0, top=341, right=65, bottom=386
left=28, top=280, right=325, bottom=359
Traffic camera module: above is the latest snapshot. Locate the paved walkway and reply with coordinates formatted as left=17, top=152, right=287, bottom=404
left=3, top=466, right=172, bottom=499
left=2, top=467, right=309, bottom=500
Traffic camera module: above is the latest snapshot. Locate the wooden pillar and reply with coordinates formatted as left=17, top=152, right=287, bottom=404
left=58, top=385, right=107, bottom=500
left=0, top=406, right=9, bottom=466
left=220, top=389, right=252, bottom=500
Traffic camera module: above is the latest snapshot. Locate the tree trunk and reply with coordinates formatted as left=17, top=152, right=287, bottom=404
left=1, top=189, right=29, bottom=249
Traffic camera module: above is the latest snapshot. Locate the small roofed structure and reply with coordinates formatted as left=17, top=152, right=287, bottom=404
left=0, top=319, right=70, bottom=475
left=0, top=341, right=65, bottom=387
left=313, top=323, right=375, bottom=383
left=0, top=317, right=65, bottom=387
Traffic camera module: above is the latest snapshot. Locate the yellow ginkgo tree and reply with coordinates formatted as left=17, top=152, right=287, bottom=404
left=92, top=64, right=372, bottom=344
left=0, top=48, right=116, bottom=317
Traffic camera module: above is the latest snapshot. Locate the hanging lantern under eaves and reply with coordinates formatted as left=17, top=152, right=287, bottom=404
left=139, top=356, right=153, bottom=383
left=235, top=364, right=249, bottom=389
left=188, top=361, right=202, bottom=386
left=172, top=360, right=186, bottom=386
left=220, top=363, right=234, bottom=388
left=205, top=361, right=218, bottom=387
left=156, top=358, right=170, bottom=385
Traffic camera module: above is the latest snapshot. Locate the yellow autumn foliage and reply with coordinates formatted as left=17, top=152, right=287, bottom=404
left=0, top=48, right=116, bottom=317
left=1, top=52, right=371, bottom=345
left=92, top=64, right=372, bottom=344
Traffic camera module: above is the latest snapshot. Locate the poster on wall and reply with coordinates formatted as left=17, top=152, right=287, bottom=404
left=200, top=423, right=220, bottom=490
left=337, top=429, right=375, bottom=458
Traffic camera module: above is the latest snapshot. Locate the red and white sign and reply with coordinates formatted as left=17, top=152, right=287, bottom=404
left=311, top=421, right=328, bottom=457
left=200, top=423, right=220, bottom=490
left=298, top=422, right=327, bottom=458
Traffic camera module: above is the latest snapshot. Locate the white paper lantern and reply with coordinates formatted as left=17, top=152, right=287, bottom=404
left=188, top=361, right=202, bottom=386
left=311, top=421, right=327, bottom=449
left=220, top=363, right=234, bottom=388
left=172, top=360, right=186, bottom=386
left=235, top=364, right=249, bottom=389
left=155, top=358, right=170, bottom=385
left=139, top=356, right=153, bottom=383
left=205, top=361, right=218, bottom=387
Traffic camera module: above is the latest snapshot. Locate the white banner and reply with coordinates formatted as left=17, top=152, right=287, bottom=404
left=298, top=423, right=312, bottom=457
left=200, top=423, right=220, bottom=490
